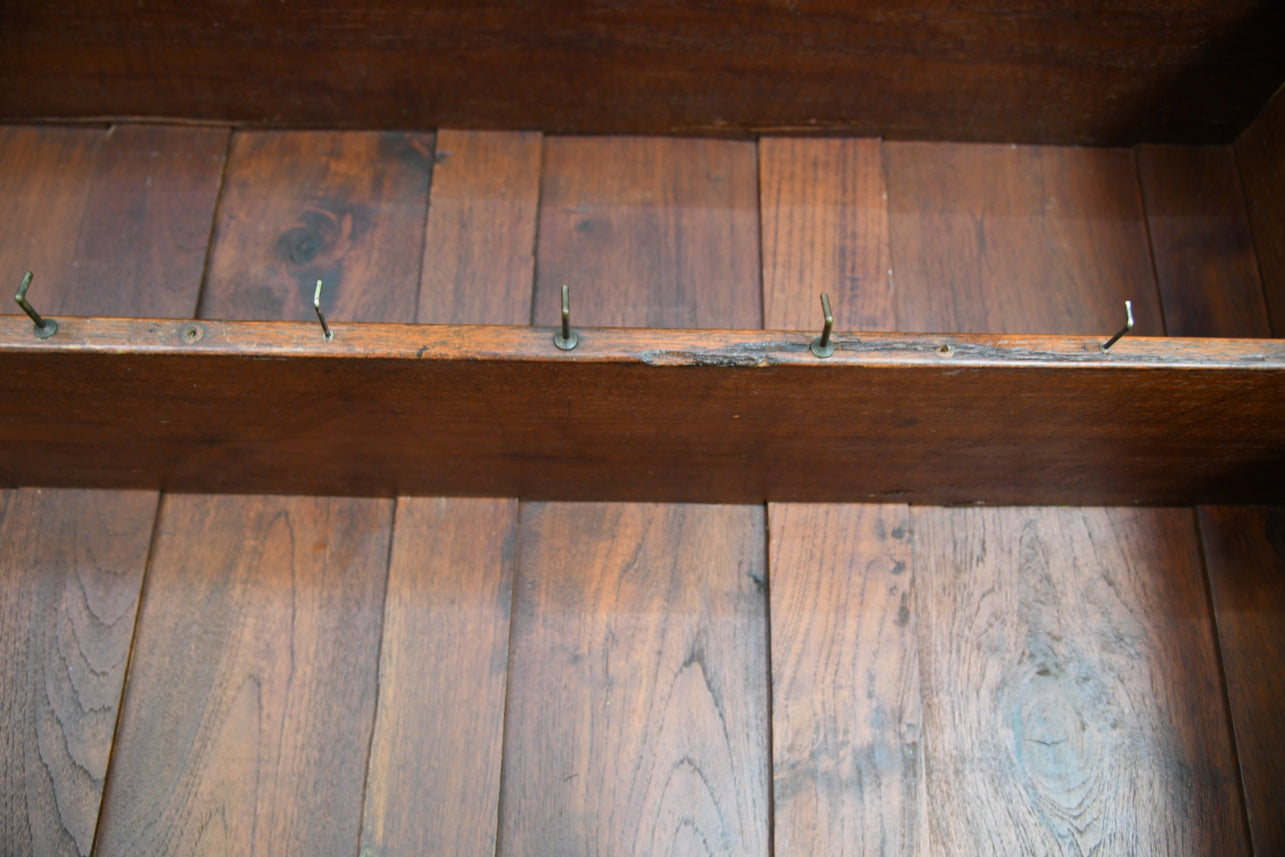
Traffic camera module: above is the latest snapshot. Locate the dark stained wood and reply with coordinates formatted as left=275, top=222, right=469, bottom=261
left=1237, top=86, right=1285, bottom=336
left=0, top=126, right=104, bottom=309
left=885, top=143, right=1164, bottom=335
left=535, top=137, right=760, bottom=329
left=1199, top=506, right=1285, bottom=856
left=92, top=495, right=393, bottom=856
left=914, top=507, right=1246, bottom=854
left=360, top=498, right=517, bottom=857
left=64, top=125, right=228, bottom=318
left=1137, top=145, right=1270, bottom=338
left=417, top=130, right=541, bottom=326
left=759, top=138, right=892, bottom=332
left=0, top=124, right=227, bottom=319
left=0, top=122, right=224, bottom=857
left=199, top=130, right=434, bottom=323
left=361, top=135, right=538, bottom=856
left=760, top=138, right=923, bottom=856
left=769, top=504, right=925, bottom=857
left=1, top=320, right=1283, bottom=505
left=0, top=489, right=159, bottom=857
left=498, top=502, right=769, bottom=857
left=4, top=1, right=1285, bottom=144
left=891, top=140, right=1248, bottom=853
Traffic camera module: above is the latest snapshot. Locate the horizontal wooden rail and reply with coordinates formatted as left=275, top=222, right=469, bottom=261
left=1, top=317, right=1283, bottom=504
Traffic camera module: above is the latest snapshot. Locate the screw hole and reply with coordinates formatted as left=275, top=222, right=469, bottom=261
left=937, top=343, right=953, bottom=356
left=181, top=323, right=204, bottom=343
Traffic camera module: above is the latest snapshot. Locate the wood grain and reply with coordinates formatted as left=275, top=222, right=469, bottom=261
left=498, top=502, right=769, bottom=857
left=760, top=138, right=923, bottom=856
left=0, top=124, right=227, bottom=319
left=199, top=131, right=434, bottom=323
left=92, top=495, right=393, bottom=856
left=769, top=504, right=925, bottom=857
left=5, top=1, right=1285, bottom=144
left=1237, top=86, right=1285, bottom=336
left=759, top=138, right=891, bottom=332
left=360, top=133, right=538, bottom=857
left=0, top=123, right=225, bottom=856
left=1199, top=506, right=1285, bottom=856
left=535, top=137, right=760, bottom=329
left=2, top=320, right=1283, bottom=505
left=1137, top=144, right=1270, bottom=338
left=885, top=143, right=1164, bottom=336
left=914, top=507, right=1247, bottom=855
left=360, top=498, right=517, bottom=857
left=417, top=130, right=541, bottom=326
left=0, top=489, right=159, bottom=857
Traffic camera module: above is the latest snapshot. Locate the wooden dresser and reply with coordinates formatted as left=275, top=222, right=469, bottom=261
left=2, top=3, right=1283, bottom=856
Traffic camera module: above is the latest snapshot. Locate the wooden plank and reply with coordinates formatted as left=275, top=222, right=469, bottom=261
left=1, top=321, right=1283, bottom=505
left=498, top=502, right=769, bottom=857
left=92, top=495, right=393, bottom=856
left=535, top=137, right=760, bottom=329
left=0, top=124, right=227, bottom=319
left=1199, top=506, right=1285, bottom=856
left=0, top=122, right=225, bottom=857
left=417, top=130, right=541, bottom=326
left=360, top=498, right=517, bottom=857
left=1137, top=144, right=1270, bottom=338
left=891, top=142, right=1248, bottom=853
left=199, top=130, right=434, bottom=323
left=760, top=138, right=923, bottom=856
left=0, top=489, right=159, bottom=857
left=360, top=131, right=539, bottom=857
left=1237, top=85, right=1285, bottom=336
left=759, top=138, right=892, bottom=331
left=0, top=126, right=104, bottom=309
left=885, top=143, right=1164, bottom=336
left=768, top=504, right=925, bottom=857
left=95, top=125, right=420, bottom=857
left=4, top=2, right=1285, bottom=144
left=913, top=507, right=1247, bottom=854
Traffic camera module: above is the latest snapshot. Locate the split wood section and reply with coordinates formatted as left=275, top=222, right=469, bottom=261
left=0, top=320, right=1282, bottom=506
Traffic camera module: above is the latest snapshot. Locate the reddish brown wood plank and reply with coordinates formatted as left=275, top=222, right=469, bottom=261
left=0, top=123, right=225, bottom=857
left=417, top=130, right=541, bottom=325
left=1199, top=506, right=1285, bottom=856
left=535, top=137, right=760, bottom=329
left=0, top=127, right=103, bottom=309
left=1237, top=86, right=1285, bottom=336
left=92, top=495, right=392, bottom=856
left=759, top=137, right=891, bottom=331
left=0, top=489, right=159, bottom=857
left=0, top=124, right=227, bottom=319
left=360, top=498, right=517, bottom=857
left=914, top=507, right=1247, bottom=854
left=498, top=502, right=769, bottom=856
left=760, top=138, right=923, bottom=856
left=888, top=141, right=1248, bottom=853
left=769, top=504, right=925, bottom=857
left=2, top=320, right=1283, bottom=505
left=1137, top=144, right=1270, bottom=338
left=5, top=1, right=1285, bottom=145
left=885, top=143, right=1164, bottom=336
left=199, top=130, right=434, bottom=322
left=357, top=131, right=539, bottom=857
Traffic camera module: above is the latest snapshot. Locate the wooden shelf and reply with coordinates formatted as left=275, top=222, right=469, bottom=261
left=4, top=315, right=1282, bottom=504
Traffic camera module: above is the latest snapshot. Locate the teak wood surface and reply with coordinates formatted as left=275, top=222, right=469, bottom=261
left=4, top=0, right=1285, bottom=145
left=0, top=320, right=1282, bottom=505
left=2, top=123, right=1283, bottom=857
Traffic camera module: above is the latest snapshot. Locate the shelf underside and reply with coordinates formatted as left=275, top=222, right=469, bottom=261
left=3, top=318, right=1282, bottom=504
